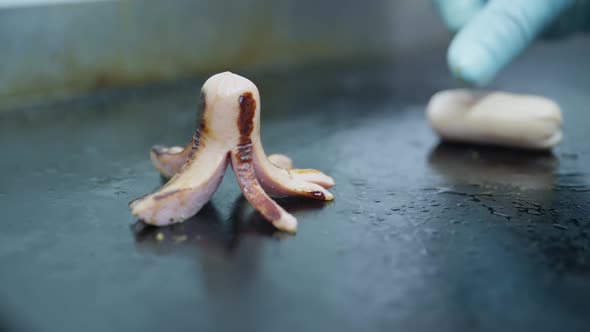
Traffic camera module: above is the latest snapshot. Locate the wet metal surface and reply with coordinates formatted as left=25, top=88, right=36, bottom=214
left=1, top=39, right=590, bottom=331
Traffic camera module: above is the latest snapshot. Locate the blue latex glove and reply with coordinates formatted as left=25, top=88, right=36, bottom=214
left=432, top=0, right=590, bottom=86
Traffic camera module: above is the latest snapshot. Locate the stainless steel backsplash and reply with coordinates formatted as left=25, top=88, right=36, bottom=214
left=0, top=0, right=449, bottom=109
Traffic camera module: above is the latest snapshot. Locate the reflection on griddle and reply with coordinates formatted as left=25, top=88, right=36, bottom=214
left=131, top=197, right=277, bottom=291
left=427, top=142, right=558, bottom=190
left=131, top=195, right=331, bottom=257
left=131, top=196, right=331, bottom=292
left=427, top=142, right=590, bottom=274
left=131, top=198, right=277, bottom=258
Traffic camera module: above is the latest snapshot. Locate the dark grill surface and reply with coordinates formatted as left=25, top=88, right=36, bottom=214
left=1, top=40, right=589, bottom=332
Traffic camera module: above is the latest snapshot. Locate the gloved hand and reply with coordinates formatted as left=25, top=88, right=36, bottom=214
left=432, top=0, right=590, bottom=86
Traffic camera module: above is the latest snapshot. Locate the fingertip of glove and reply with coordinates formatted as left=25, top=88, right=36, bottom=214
left=447, top=40, right=495, bottom=87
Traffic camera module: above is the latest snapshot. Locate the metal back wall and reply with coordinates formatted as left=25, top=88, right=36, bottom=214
left=0, top=0, right=448, bottom=110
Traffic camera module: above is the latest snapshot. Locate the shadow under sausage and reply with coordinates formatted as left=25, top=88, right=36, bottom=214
left=131, top=194, right=331, bottom=257
left=131, top=201, right=265, bottom=257
left=427, top=142, right=590, bottom=275
left=427, top=142, right=558, bottom=190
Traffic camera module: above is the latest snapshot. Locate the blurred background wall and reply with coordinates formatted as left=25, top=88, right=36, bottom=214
left=0, top=0, right=450, bottom=110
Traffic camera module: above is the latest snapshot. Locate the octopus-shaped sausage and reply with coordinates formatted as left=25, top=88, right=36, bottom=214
left=129, top=72, right=335, bottom=233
